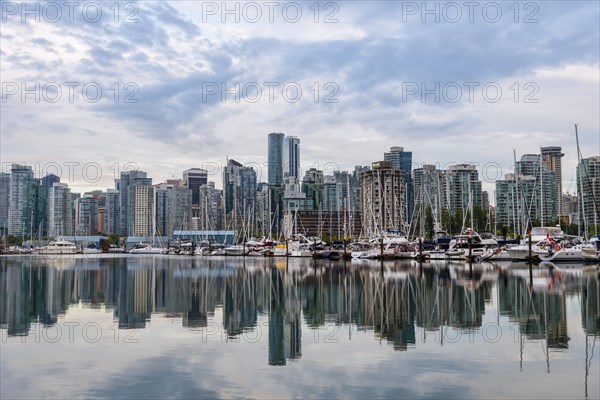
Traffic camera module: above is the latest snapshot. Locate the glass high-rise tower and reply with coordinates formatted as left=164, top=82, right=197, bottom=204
left=268, top=133, right=301, bottom=185
left=283, top=136, right=300, bottom=181
left=541, top=146, right=564, bottom=216
left=268, top=133, right=285, bottom=185
left=384, top=147, right=413, bottom=223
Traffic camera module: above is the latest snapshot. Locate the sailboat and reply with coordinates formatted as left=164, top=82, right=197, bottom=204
left=574, top=124, right=600, bottom=262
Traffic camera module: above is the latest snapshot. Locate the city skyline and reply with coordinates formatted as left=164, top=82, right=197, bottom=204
left=4, top=137, right=597, bottom=239
left=1, top=138, right=594, bottom=201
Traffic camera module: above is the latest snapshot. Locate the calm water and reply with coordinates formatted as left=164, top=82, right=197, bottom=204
left=1, top=255, right=599, bottom=399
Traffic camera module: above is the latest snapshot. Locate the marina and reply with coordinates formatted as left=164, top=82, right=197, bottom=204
left=5, top=226, right=600, bottom=264
left=1, top=255, right=599, bottom=399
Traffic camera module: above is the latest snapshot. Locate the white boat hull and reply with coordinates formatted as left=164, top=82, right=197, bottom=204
left=351, top=251, right=366, bottom=259
left=225, top=248, right=246, bottom=256
left=130, top=247, right=165, bottom=254
left=538, top=247, right=584, bottom=262
left=37, top=248, right=79, bottom=255
left=506, top=246, right=538, bottom=260
left=290, top=250, right=312, bottom=257
left=582, top=246, right=599, bottom=261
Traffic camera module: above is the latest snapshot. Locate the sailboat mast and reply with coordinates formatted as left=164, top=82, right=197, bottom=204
left=469, top=178, right=474, bottom=230
left=513, top=150, right=522, bottom=236
left=539, top=150, right=544, bottom=226
left=575, top=124, right=587, bottom=239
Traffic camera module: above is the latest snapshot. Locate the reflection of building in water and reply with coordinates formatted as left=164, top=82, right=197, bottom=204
left=73, top=264, right=104, bottom=308
left=358, top=270, right=416, bottom=351
left=116, top=267, right=151, bottom=329
left=498, top=272, right=570, bottom=348
left=224, top=272, right=259, bottom=337
left=415, top=269, right=451, bottom=331
left=546, top=294, right=569, bottom=349
left=183, top=288, right=208, bottom=328
left=301, top=267, right=365, bottom=328
left=581, top=275, right=600, bottom=336
left=449, top=282, right=487, bottom=331
left=268, top=268, right=301, bottom=365
left=0, top=263, right=33, bottom=336
left=4, top=256, right=593, bottom=370
left=0, top=259, right=82, bottom=336
left=269, top=268, right=285, bottom=366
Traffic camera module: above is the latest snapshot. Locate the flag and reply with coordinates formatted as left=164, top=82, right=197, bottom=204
left=546, top=232, right=554, bottom=245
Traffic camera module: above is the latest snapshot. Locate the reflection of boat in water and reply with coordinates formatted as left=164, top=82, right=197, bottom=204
left=539, top=262, right=596, bottom=280
left=448, top=262, right=498, bottom=289
left=173, top=267, right=237, bottom=278
left=506, top=264, right=572, bottom=293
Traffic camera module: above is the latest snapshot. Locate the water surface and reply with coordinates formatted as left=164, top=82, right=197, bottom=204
left=1, top=256, right=599, bottom=399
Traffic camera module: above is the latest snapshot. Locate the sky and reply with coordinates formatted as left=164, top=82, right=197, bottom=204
left=1, top=0, right=599, bottom=201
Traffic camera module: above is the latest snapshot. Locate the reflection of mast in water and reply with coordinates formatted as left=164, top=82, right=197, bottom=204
left=544, top=292, right=550, bottom=373
left=582, top=272, right=599, bottom=399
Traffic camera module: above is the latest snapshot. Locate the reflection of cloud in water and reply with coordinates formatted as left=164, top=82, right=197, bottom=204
left=85, top=355, right=222, bottom=400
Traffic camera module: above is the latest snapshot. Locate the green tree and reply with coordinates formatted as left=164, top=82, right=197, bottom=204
left=6, top=235, right=23, bottom=246
left=441, top=209, right=452, bottom=233
left=108, top=234, right=121, bottom=246
left=425, top=207, right=434, bottom=240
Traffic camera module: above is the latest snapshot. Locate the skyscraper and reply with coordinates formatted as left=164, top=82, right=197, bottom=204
left=48, top=182, right=73, bottom=236
left=541, top=146, right=564, bottom=215
left=445, top=164, right=482, bottom=215
left=155, top=182, right=192, bottom=237
left=301, top=168, right=324, bottom=210
left=413, top=164, right=447, bottom=227
left=495, top=174, right=534, bottom=234
left=131, top=179, right=154, bottom=237
left=517, top=154, right=557, bottom=223
left=22, top=178, right=46, bottom=238
left=8, top=164, right=34, bottom=236
left=104, top=189, right=120, bottom=235
left=283, top=136, right=300, bottom=181
left=77, top=194, right=98, bottom=235
left=268, top=133, right=300, bottom=185
left=198, top=182, right=224, bottom=231
left=41, top=174, right=60, bottom=192
left=360, top=161, right=406, bottom=236
left=224, top=159, right=257, bottom=232
left=268, top=133, right=285, bottom=185
left=255, top=183, right=269, bottom=236
left=576, top=156, right=600, bottom=235
left=384, top=147, right=413, bottom=223
left=117, top=170, right=148, bottom=235
left=183, top=168, right=208, bottom=207
left=0, top=172, right=10, bottom=234
left=322, top=175, right=338, bottom=212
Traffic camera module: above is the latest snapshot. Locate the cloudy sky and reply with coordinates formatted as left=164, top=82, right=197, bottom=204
left=1, top=0, right=599, bottom=199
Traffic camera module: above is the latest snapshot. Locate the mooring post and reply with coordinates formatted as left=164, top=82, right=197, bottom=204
left=468, top=237, right=473, bottom=261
